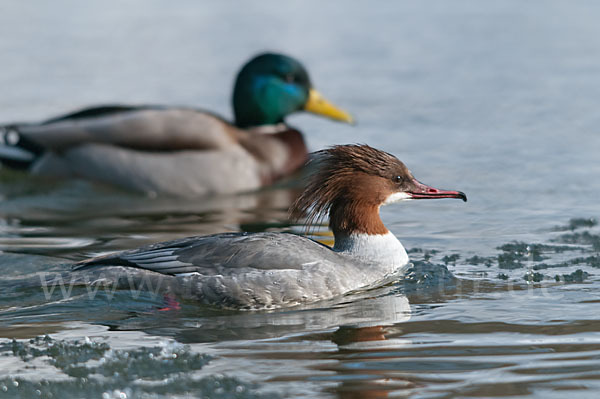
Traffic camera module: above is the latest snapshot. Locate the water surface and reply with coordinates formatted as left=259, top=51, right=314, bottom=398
left=1, top=1, right=600, bottom=398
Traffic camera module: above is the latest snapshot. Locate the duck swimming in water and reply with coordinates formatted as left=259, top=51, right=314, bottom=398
left=0, top=53, right=353, bottom=197
left=73, top=145, right=466, bottom=309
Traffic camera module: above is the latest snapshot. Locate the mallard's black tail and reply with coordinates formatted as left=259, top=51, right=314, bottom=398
left=0, top=125, right=44, bottom=170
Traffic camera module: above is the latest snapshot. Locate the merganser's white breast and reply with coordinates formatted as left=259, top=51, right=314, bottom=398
left=333, top=232, right=409, bottom=273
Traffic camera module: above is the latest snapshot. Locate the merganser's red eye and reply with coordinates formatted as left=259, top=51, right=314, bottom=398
left=394, top=175, right=403, bottom=183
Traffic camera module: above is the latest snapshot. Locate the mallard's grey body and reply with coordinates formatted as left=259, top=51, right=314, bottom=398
left=6, top=106, right=303, bottom=196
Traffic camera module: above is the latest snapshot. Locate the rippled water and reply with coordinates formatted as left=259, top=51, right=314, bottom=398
left=1, top=1, right=600, bottom=398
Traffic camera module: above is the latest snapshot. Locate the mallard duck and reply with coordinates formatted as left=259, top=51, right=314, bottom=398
left=0, top=53, right=353, bottom=196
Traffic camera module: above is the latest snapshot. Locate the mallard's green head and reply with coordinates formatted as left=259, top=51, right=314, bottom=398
left=233, top=53, right=353, bottom=128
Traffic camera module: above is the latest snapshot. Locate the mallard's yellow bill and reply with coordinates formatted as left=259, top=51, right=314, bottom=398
left=304, top=88, right=354, bottom=124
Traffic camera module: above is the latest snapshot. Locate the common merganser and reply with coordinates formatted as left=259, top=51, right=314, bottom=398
left=0, top=53, right=353, bottom=197
left=74, top=145, right=466, bottom=309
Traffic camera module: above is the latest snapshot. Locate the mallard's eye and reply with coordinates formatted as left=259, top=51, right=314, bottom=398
left=285, top=74, right=295, bottom=83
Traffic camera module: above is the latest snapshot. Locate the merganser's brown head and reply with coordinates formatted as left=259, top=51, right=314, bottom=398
left=290, top=144, right=466, bottom=236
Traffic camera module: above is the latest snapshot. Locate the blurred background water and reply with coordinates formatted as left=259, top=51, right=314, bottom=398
left=1, top=0, right=600, bottom=398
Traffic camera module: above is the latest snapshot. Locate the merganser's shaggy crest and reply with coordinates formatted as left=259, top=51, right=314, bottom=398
left=74, top=145, right=466, bottom=309
left=0, top=53, right=353, bottom=197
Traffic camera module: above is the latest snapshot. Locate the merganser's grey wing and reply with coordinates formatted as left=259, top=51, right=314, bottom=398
left=74, top=232, right=342, bottom=276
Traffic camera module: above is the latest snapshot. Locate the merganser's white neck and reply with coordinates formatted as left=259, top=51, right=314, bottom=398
left=333, top=231, right=409, bottom=273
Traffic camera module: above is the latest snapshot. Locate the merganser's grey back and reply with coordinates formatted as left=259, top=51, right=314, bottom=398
left=76, top=232, right=349, bottom=274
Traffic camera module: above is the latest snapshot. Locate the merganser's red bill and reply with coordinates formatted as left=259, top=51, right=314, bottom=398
left=408, top=178, right=467, bottom=202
